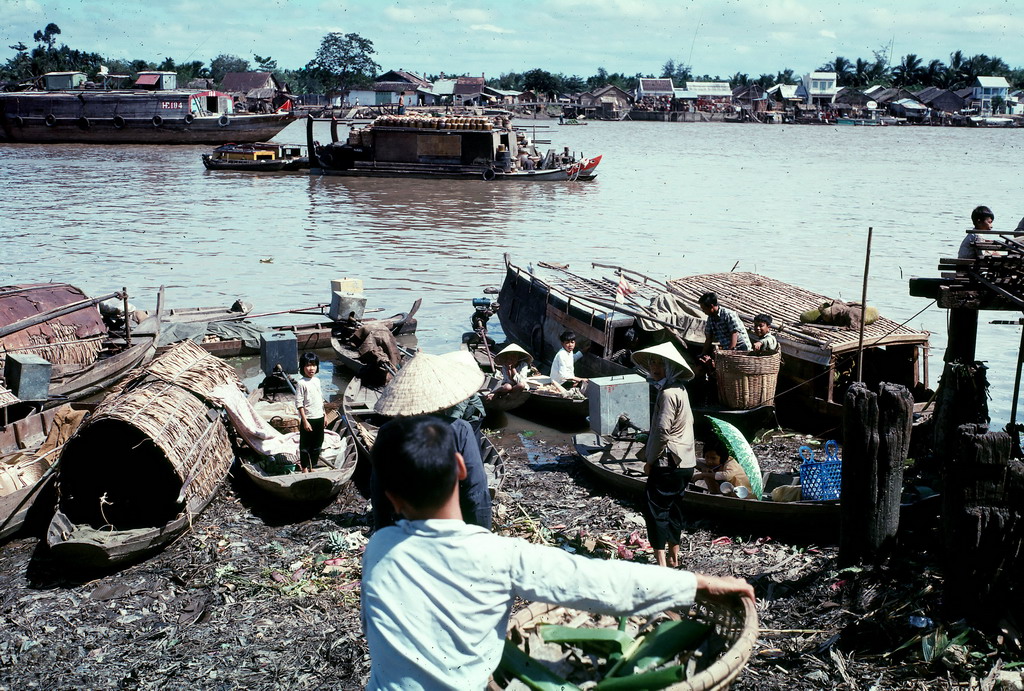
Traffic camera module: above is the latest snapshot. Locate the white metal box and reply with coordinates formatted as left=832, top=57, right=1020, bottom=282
left=587, top=374, right=650, bottom=436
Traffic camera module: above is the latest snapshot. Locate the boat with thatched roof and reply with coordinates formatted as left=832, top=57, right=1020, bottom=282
left=0, top=284, right=164, bottom=422
left=496, top=256, right=930, bottom=435
left=46, top=341, right=237, bottom=569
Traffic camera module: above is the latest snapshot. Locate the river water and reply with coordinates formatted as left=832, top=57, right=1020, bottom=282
left=2, top=118, right=1023, bottom=426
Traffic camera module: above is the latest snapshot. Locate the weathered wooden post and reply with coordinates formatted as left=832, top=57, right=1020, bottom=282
left=943, top=424, right=1024, bottom=623
left=840, top=382, right=913, bottom=565
left=931, top=362, right=990, bottom=469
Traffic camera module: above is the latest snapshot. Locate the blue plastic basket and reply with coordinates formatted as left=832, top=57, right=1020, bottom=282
left=798, top=441, right=842, bottom=501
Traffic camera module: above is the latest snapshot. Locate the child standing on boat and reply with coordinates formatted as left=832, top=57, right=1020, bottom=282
left=296, top=352, right=325, bottom=473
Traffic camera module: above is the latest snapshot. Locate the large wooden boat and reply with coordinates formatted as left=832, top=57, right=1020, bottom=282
left=496, top=256, right=930, bottom=435
left=342, top=376, right=506, bottom=495
left=46, top=341, right=238, bottom=570
left=0, top=284, right=163, bottom=420
left=306, top=114, right=601, bottom=181
left=0, top=403, right=91, bottom=542
left=0, top=71, right=294, bottom=144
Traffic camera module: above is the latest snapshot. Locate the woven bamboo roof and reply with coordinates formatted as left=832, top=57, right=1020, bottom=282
left=666, top=272, right=929, bottom=358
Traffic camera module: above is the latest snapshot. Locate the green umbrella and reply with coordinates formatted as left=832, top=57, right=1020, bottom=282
left=706, top=416, right=763, bottom=499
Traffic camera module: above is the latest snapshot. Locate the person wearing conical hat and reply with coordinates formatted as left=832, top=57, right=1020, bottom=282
left=632, top=342, right=697, bottom=569
left=490, top=343, right=536, bottom=397
left=371, top=351, right=492, bottom=532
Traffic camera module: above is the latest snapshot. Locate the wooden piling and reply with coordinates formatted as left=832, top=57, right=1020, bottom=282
left=840, top=381, right=912, bottom=565
left=943, top=424, right=1024, bottom=623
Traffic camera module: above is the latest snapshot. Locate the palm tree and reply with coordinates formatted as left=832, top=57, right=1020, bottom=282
left=850, top=58, right=871, bottom=88
left=923, top=59, right=947, bottom=88
left=819, top=57, right=852, bottom=86
left=891, top=53, right=924, bottom=88
left=730, top=72, right=750, bottom=87
left=775, top=68, right=795, bottom=85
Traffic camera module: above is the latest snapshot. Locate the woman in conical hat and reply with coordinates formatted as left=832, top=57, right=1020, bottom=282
left=631, top=342, right=697, bottom=569
left=371, top=351, right=491, bottom=532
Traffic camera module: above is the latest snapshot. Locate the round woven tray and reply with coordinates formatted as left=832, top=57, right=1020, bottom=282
left=268, top=415, right=300, bottom=434
left=492, top=596, right=758, bottom=690
left=716, top=350, right=781, bottom=410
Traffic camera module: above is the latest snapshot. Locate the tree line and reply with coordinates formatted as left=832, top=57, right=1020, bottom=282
left=3, top=24, right=1023, bottom=97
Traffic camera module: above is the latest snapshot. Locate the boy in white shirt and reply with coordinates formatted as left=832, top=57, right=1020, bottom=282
left=550, top=329, right=584, bottom=386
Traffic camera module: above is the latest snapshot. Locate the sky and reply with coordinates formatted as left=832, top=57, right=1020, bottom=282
left=3, top=0, right=1023, bottom=80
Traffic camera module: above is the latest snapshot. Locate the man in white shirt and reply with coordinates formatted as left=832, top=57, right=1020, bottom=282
left=361, top=416, right=755, bottom=690
left=549, top=329, right=584, bottom=386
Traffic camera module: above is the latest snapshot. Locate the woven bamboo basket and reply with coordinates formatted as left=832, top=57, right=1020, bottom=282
left=56, top=342, right=238, bottom=531
left=716, top=351, right=781, bottom=410
left=492, top=596, right=758, bottom=690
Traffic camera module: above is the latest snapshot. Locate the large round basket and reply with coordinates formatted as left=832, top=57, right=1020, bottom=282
left=716, top=351, right=781, bottom=410
left=491, top=596, right=758, bottom=690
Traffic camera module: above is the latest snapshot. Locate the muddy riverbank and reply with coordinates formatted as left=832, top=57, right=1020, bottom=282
left=0, top=428, right=1012, bottom=690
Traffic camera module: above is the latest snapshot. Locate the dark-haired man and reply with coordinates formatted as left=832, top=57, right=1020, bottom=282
left=361, top=416, right=755, bottom=690
left=698, top=292, right=751, bottom=365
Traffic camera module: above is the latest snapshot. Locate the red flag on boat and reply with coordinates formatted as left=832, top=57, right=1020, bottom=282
left=615, top=274, right=634, bottom=304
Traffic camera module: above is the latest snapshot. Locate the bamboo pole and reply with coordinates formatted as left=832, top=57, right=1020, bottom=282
left=123, top=287, right=131, bottom=347
left=0, top=291, right=120, bottom=340
left=856, top=227, right=873, bottom=382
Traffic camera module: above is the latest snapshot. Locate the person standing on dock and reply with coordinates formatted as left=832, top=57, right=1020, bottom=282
left=632, top=343, right=698, bottom=569
left=958, top=205, right=995, bottom=259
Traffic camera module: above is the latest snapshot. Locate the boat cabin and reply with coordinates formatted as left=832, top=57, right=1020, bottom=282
left=134, top=71, right=177, bottom=90
left=43, top=72, right=86, bottom=90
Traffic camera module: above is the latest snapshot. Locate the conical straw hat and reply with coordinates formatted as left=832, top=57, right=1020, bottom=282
left=374, top=351, right=486, bottom=416
left=493, top=343, right=533, bottom=367
left=631, top=342, right=695, bottom=381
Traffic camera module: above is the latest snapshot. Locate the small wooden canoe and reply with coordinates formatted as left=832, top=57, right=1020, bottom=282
left=462, top=338, right=588, bottom=422
left=159, top=320, right=337, bottom=358
left=572, top=432, right=840, bottom=533
left=237, top=388, right=358, bottom=505
left=342, top=376, right=505, bottom=494
left=330, top=299, right=422, bottom=376
left=161, top=301, right=252, bottom=324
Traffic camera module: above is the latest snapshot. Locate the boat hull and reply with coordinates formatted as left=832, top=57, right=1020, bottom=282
left=1, top=100, right=294, bottom=144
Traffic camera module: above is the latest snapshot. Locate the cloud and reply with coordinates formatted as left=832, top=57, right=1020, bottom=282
left=470, top=24, right=514, bottom=35
left=384, top=7, right=419, bottom=23
left=819, top=30, right=837, bottom=38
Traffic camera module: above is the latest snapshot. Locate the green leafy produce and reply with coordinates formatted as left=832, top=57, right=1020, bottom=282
left=606, top=619, right=711, bottom=677
left=497, top=640, right=581, bottom=690
left=594, top=664, right=687, bottom=689
left=539, top=624, right=635, bottom=657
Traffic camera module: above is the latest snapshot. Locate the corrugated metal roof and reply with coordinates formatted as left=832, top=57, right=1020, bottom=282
left=975, top=76, right=1010, bottom=88
left=221, top=72, right=275, bottom=93
left=639, top=78, right=674, bottom=92
left=686, top=81, right=733, bottom=96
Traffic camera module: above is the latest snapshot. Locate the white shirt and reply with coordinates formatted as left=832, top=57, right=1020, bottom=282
left=550, top=348, right=582, bottom=385
left=362, top=519, right=698, bottom=690
left=294, top=375, right=324, bottom=419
